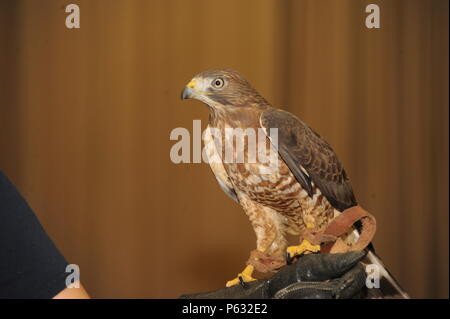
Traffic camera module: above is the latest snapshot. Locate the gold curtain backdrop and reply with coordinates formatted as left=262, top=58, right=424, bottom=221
left=0, top=0, right=448, bottom=298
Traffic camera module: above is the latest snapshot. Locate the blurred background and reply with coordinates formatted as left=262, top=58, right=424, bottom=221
left=0, top=0, right=448, bottom=298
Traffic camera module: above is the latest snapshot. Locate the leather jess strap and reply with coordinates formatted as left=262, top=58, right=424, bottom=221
left=318, top=205, right=377, bottom=254
left=247, top=206, right=377, bottom=274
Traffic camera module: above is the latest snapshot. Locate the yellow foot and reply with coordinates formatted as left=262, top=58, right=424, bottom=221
left=226, top=264, right=256, bottom=287
left=286, top=239, right=321, bottom=264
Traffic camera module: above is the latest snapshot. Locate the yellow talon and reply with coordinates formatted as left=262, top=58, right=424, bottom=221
left=286, top=223, right=320, bottom=261
left=226, top=264, right=256, bottom=287
left=286, top=239, right=321, bottom=259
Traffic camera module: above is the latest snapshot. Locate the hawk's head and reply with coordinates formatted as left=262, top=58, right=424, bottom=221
left=181, top=69, right=269, bottom=109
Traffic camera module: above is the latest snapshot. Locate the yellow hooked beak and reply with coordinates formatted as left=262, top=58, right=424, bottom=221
left=181, top=79, right=197, bottom=100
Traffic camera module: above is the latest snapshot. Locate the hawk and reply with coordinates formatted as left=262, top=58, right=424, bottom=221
left=181, top=69, right=408, bottom=298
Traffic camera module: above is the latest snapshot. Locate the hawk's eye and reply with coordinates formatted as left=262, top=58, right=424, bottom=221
left=211, top=78, right=225, bottom=89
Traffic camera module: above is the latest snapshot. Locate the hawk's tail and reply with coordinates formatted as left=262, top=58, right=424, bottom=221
left=362, top=248, right=410, bottom=299
left=336, top=209, right=410, bottom=299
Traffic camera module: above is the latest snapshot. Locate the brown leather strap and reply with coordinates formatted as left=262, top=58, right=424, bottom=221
left=319, top=205, right=376, bottom=253
left=247, top=206, right=376, bottom=273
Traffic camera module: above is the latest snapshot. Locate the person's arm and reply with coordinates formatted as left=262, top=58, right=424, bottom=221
left=0, top=171, right=89, bottom=299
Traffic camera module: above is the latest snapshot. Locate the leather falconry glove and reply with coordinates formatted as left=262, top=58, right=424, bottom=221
left=180, top=251, right=367, bottom=299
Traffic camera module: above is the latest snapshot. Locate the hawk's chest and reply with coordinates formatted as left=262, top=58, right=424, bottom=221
left=227, top=159, right=305, bottom=211
left=204, top=123, right=306, bottom=212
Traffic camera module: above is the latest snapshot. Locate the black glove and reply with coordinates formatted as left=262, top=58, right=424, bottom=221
left=180, top=251, right=367, bottom=299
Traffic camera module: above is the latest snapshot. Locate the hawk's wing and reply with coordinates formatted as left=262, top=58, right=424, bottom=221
left=260, top=108, right=356, bottom=212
